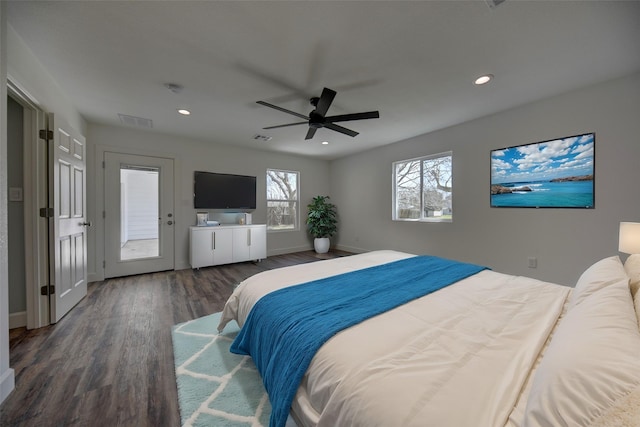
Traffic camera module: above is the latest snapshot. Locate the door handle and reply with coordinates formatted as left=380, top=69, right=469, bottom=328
left=167, top=220, right=173, bottom=225
left=80, top=221, right=92, bottom=227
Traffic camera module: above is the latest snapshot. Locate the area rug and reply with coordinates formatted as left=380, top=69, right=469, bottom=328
left=172, top=312, right=271, bottom=427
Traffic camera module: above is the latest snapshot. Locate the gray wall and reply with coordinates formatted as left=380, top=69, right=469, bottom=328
left=1, top=2, right=14, bottom=405
left=87, top=124, right=331, bottom=280
left=7, top=96, right=25, bottom=314
left=330, top=72, right=640, bottom=286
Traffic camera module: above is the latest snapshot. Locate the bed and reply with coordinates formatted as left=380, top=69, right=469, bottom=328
left=217, top=250, right=640, bottom=427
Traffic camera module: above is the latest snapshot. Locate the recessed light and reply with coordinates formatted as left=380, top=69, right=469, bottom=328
left=474, top=74, right=493, bottom=85
left=177, top=109, right=191, bottom=116
left=322, top=141, right=329, bottom=145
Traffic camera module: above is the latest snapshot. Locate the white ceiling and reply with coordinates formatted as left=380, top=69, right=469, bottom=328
left=7, top=1, right=640, bottom=160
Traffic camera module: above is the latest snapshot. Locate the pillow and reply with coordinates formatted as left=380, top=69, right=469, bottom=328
left=523, top=280, right=640, bottom=427
left=627, top=255, right=640, bottom=329
left=623, top=254, right=640, bottom=298
left=567, top=256, right=628, bottom=310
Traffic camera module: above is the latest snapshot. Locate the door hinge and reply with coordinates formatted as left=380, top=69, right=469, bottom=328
left=103, top=260, right=106, bottom=269
left=102, top=211, right=106, bottom=219
left=102, top=160, right=105, bottom=169
left=39, top=207, right=54, bottom=218
left=40, top=285, right=55, bottom=296
left=39, top=129, right=53, bottom=141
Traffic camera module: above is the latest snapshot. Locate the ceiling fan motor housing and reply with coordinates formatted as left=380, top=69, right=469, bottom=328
left=309, top=111, right=325, bottom=128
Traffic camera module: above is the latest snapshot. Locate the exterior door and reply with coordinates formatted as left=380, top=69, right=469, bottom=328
left=104, top=152, right=174, bottom=278
left=49, top=114, right=88, bottom=323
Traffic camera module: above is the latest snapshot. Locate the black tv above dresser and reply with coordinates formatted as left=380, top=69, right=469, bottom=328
left=193, top=171, right=256, bottom=209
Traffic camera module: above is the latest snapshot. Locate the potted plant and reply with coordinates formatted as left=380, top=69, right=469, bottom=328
left=306, top=195, right=337, bottom=254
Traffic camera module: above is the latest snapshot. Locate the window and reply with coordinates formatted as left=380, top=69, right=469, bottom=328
left=393, top=152, right=452, bottom=222
left=267, top=169, right=299, bottom=231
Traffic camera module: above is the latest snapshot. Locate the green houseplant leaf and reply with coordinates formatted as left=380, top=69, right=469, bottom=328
left=306, top=195, right=338, bottom=238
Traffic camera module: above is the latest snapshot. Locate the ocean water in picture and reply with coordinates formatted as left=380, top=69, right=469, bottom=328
left=491, top=180, right=593, bottom=208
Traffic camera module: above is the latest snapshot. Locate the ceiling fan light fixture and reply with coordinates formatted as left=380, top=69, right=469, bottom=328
left=474, top=74, right=494, bottom=85
left=177, top=108, right=191, bottom=116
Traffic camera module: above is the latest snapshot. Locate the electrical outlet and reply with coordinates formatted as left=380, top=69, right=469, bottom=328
left=528, top=257, right=537, bottom=268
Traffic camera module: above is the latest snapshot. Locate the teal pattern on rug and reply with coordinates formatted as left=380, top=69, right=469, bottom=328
left=172, top=312, right=271, bottom=427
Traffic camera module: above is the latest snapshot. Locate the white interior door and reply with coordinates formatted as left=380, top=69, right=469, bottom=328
left=104, top=152, right=174, bottom=278
left=49, top=114, right=88, bottom=323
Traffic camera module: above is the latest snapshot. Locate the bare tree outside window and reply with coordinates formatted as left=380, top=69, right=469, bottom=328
left=395, top=160, right=421, bottom=219
left=393, top=152, right=452, bottom=222
left=267, top=169, right=299, bottom=230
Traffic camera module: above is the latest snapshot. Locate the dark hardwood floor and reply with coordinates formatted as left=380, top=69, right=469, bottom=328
left=0, top=250, right=350, bottom=427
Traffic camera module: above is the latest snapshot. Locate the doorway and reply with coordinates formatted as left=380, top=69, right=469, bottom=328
left=104, top=152, right=175, bottom=278
left=7, top=84, right=49, bottom=330
left=7, top=96, right=27, bottom=329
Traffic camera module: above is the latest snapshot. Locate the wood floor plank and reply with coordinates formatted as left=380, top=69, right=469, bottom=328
left=0, top=250, right=350, bottom=426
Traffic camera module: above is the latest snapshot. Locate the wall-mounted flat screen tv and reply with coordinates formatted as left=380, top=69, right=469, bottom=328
left=194, top=171, right=256, bottom=209
left=490, top=132, right=594, bottom=208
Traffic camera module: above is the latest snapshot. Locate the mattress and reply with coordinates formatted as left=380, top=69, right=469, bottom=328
left=218, top=250, right=573, bottom=427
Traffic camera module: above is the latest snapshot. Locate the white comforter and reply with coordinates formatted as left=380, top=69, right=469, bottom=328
left=218, top=250, right=571, bottom=427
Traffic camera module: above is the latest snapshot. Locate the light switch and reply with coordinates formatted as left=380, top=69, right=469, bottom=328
left=9, top=187, right=23, bottom=202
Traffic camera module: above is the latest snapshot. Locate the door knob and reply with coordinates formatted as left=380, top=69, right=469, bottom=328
left=167, top=220, right=173, bottom=225
left=80, top=221, right=92, bottom=227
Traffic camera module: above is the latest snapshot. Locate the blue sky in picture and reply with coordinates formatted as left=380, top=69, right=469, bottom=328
left=491, top=133, right=594, bottom=184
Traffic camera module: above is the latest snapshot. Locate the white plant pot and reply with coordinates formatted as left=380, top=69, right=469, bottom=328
left=314, top=237, right=330, bottom=254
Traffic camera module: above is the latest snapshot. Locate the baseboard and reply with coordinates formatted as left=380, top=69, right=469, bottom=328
left=88, top=271, right=103, bottom=283
left=334, top=244, right=367, bottom=254
left=267, top=245, right=313, bottom=257
left=9, top=311, right=27, bottom=329
left=0, top=368, right=15, bottom=405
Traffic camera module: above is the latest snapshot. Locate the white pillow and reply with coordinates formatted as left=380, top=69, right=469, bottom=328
left=567, top=256, right=628, bottom=310
left=627, top=255, right=640, bottom=329
left=523, top=280, right=640, bottom=427
left=624, top=254, right=640, bottom=298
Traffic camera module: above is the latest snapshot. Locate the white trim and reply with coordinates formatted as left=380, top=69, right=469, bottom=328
left=6, top=73, right=41, bottom=108
left=8, top=79, right=50, bottom=329
left=8, top=311, right=26, bottom=329
left=266, top=244, right=312, bottom=257
left=0, top=367, right=15, bottom=404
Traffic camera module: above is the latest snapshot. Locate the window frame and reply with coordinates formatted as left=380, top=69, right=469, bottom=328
left=266, top=168, right=300, bottom=232
left=392, top=151, right=453, bottom=223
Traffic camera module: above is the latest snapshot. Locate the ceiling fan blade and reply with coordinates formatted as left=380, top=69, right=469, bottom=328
left=324, top=111, right=380, bottom=123
left=315, top=87, right=337, bottom=116
left=256, top=101, right=309, bottom=120
left=305, top=127, right=318, bottom=140
left=325, top=123, right=359, bottom=137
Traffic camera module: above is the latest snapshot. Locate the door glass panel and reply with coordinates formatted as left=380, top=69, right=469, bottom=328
left=120, top=166, right=160, bottom=260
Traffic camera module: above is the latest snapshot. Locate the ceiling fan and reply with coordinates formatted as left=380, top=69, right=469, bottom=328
left=256, top=87, right=380, bottom=140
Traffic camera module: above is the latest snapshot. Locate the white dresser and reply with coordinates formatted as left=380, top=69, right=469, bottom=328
left=189, top=224, right=266, bottom=268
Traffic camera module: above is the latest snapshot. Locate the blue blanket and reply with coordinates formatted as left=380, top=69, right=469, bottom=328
left=230, top=255, right=488, bottom=427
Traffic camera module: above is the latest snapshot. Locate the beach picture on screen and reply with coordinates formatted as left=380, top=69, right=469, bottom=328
left=491, top=133, right=594, bottom=208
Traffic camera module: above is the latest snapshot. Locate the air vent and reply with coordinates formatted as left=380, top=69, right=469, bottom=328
left=118, top=113, right=153, bottom=129
left=253, top=134, right=272, bottom=142
left=485, top=0, right=507, bottom=9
